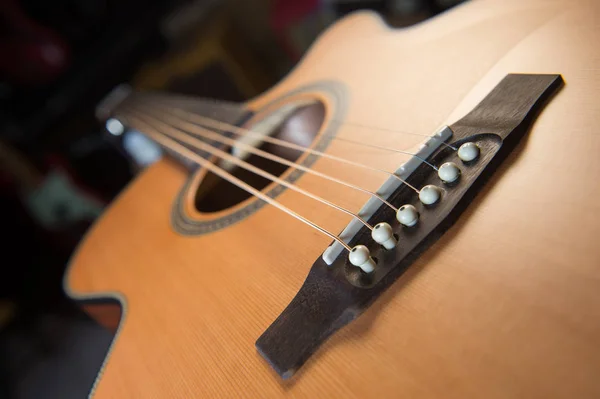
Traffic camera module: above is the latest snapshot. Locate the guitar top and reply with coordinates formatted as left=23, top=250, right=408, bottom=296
left=66, top=0, right=600, bottom=397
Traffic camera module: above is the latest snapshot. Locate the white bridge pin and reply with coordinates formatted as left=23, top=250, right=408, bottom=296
left=396, top=204, right=419, bottom=227
left=458, top=142, right=480, bottom=162
left=419, top=185, right=442, bottom=205
left=372, top=222, right=398, bottom=249
left=349, top=245, right=376, bottom=273
left=438, top=162, right=461, bottom=183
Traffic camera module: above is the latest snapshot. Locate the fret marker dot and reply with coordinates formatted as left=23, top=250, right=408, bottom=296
left=438, top=162, right=461, bottom=183
left=458, top=142, right=480, bottom=162
left=396, top=204, right=419, bottom=227
left=372, top=222, right=397, bottom=249
left=419, top=185, right=442, bottom=205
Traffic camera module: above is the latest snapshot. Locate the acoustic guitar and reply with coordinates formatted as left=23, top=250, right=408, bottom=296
left=65, top=0, right=600, bottom=397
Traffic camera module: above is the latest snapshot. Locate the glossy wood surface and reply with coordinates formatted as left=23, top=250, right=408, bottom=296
left=66, top=0, right=600, bottom=397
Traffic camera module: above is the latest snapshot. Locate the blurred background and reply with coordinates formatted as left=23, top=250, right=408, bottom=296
left=0, top=0, right=464, bottom=397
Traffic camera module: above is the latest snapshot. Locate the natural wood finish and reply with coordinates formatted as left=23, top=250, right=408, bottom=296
left=66, top=0, right=600, bottom=397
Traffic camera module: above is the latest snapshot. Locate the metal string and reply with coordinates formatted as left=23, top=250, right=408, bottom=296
left=338, top=120, right=458, bottom=151
left=137, top=92, right=457, bottom=152
left=332, top=135, right=439, bottom=170
left=125, top=116, right=353, bottom=251
left=123, top=110, right=376, bottom=231
left=129, top=101, right=422, bottom=193
left=102, top=94, right=456, bottom=260
left=125, top=103, right=399, bottom=212
left=137, top=96, right=440, bottom=170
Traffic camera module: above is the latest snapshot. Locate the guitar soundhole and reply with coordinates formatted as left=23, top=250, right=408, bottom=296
left=194, top=101, right=326, bottom=213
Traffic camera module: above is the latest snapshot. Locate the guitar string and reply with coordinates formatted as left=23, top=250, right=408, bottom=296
left=124, top=102, right=421, bottom=193
left=136, top=92, right=458, bottom=151
left=135, top=96, right=440, bottom=170
left=123, top=110, right=376, bottom=231
left=124, top=115, right=353, bottom=251
left=339, top=120, right=458, bottom=151
left=124, top=104, right=398, bottom=212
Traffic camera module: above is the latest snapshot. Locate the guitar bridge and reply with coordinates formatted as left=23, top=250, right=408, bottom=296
left=256, top=73, right=564, bottom=379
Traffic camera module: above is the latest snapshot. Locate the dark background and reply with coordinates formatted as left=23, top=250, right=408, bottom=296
left=0, top=0, right=463, bottom=397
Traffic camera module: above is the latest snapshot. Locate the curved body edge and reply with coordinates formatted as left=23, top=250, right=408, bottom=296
left=66, top=0, right=600, bottom=397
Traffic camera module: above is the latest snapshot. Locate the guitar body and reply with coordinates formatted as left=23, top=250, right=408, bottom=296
left=66, top=0, right=600, bottom=397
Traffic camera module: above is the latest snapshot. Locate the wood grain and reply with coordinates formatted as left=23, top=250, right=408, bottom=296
left=66, top=0, right=600, bottom=397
